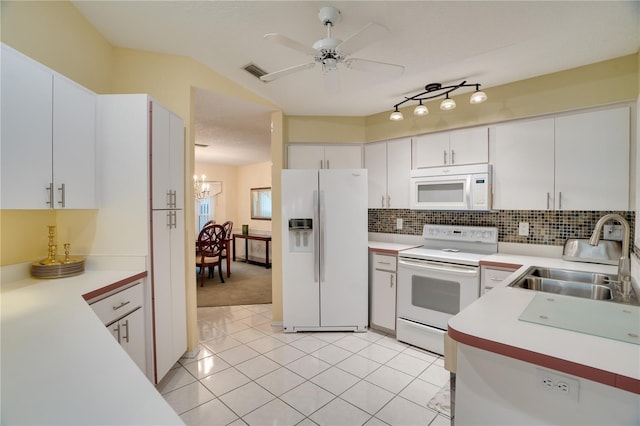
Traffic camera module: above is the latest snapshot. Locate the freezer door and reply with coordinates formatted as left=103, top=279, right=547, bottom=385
left=281, top=170, right=320, bottom=329
left=319, top=169, right=368, bottom=328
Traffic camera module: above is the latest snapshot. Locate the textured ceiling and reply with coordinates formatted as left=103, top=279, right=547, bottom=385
left=72, top=1, right=640, bottom=165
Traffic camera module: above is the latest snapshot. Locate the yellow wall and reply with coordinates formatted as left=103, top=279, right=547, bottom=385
left=237, top=161, right=273, bottom=234
left=365, top=54, right=639, bottom=142
left=0, top=1, right=113, bottom=94
left=285, top=116, right=366, bottom=143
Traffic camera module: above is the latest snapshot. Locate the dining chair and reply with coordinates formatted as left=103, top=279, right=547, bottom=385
left=221, top=220, right=233, bottom=277
left=196, top=223, right=226, bottom=286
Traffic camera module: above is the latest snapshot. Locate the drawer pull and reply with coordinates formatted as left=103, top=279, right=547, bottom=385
left=490, top=277, right=502, bottom=281
left=113, top=301, right=130, bottom=311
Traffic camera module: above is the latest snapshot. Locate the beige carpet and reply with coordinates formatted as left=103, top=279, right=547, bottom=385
left=196, top=260, right=272, bottom=307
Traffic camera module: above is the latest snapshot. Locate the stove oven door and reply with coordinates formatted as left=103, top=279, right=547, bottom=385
left=397, top=257, right=480, bottom=329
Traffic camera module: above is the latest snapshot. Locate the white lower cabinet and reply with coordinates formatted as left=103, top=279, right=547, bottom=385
left=370, top=253, right=397, bottom=332
left=89, top=282, right=147, bottom=374
left=481, top=265, right=519, bottom=294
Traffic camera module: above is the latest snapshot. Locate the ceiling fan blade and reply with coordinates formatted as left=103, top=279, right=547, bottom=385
left=260, top=62, right=316, bottom=82
left=263, top=33, right=318, bottom=57
left=344, top=58, right=404, bottom=77
left=337, top=22, right=389, bottom=55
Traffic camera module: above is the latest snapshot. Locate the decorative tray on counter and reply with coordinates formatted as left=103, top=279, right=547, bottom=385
left=31, top=258, right=85, bottom=279
left=30, top=225, right=85, bottom=279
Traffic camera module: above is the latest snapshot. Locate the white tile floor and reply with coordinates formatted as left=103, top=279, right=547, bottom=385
left=158, top=304, right=450, bottom=426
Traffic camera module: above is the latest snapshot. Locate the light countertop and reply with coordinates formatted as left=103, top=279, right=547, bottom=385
left=368, top=240, right=422, bottom=254
left=1, top=268, right=183, bottom=425
left=449, top=255, right=640, bottom=394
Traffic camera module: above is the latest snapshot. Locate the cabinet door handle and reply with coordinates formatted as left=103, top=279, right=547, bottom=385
left=546, top=192, right=551, bottom=210
left=558, top=192, right=562, bottom=209
left=443, top=150, right=447, bottom=164
left=386, top=195, right=390, bottom=208
left=57, top=183, right=66, bottom=208
left=320, top=160, right=324, bottom=169
left=326, top=159, right=330, bottom=169
left=121, top=319, right=129, bottom=343
left=46, top=183, right=54, bottom=207
left=113, top=300, right=130, bottom=311
left=381, top=195, right=385, bottom=208
left=451, top=149, right=455, bottom=164
left=390, top=275, right=394, bottom=287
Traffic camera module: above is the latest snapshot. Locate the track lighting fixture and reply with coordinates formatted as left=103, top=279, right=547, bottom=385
left=390, top=81, right=487, bottom=120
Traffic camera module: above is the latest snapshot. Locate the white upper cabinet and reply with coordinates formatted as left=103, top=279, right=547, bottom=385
left=365, top=138, right=411, bottom=208
left=151, top=101, right=184, bottom=210
left=287, top=144, right=362, bottom=169
left=554, top=107, right=629, bottom=210
left=52, top=75, right=97, bottom=209
left=412, top=127, right=488, bottom=169
left=492, top=118, right=555, bottom=210
left=0, top=44, right=96, bottom=209
left=492, top=106, right=630, bottom=210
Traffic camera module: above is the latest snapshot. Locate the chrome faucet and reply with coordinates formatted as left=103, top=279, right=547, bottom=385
left=589, top=213, right=631, bottom=300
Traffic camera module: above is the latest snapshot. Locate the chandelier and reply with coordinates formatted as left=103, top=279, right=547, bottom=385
left=193, top=174, right=210, bottom=200
left=389, top=81, right=487, bottom=121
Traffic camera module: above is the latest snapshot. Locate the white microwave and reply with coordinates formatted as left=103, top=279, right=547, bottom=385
left=410, top=164, right=492, bottom=210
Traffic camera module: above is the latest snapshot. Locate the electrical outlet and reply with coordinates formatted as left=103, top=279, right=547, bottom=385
left=396, top=218, right=403, bottom=230
left=536, top=368, right=580, bottom=401
left=518, top=222, right=529, bottom=236
left=603, top=224, right=623, bottom=241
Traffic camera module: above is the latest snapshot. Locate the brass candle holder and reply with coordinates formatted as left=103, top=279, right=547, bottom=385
left=31, top=225, right=85, bottom=279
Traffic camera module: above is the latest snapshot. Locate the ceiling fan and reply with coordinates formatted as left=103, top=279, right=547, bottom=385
left=260, top=6, right=404, bottom=90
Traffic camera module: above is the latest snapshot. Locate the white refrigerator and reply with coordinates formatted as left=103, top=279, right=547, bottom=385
left=282, top=169, right=368, bottom=332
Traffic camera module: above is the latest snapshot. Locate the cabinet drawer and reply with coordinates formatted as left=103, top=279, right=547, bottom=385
left=90, top=282, right=144, bottom=325
left=373, top=253, right=396, bottom=271
left=482, top=267, right=516, bottom=293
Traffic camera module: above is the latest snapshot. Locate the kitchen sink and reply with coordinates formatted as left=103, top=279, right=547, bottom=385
left=508, top=266, right=639, bottom=305
left=525, top=267, right=615, bottom=285
left=512, top=276, right=612, bottom=300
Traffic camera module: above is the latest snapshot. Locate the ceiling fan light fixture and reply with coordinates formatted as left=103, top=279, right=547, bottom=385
left=440, top=95, right=456, bottom=111
left=413, top=101, right=428, bottom=116
left=323, top=57, right=338, bottom=72
left=470, top=86, right=488, bottom=104
left=390, top=107, right=404, bottom=121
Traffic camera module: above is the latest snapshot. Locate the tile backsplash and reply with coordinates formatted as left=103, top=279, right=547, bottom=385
left=368, top=209, right=635, bottom=247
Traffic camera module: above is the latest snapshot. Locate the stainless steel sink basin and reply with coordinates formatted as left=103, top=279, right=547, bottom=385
left=508, top=266, right=640, bottom=305
left=512, top=276, right=613, bottom=300
left=525, top=266, right=616, bottom=285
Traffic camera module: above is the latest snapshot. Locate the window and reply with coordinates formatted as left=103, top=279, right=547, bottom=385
left=251, top=187, right=272, bottom=220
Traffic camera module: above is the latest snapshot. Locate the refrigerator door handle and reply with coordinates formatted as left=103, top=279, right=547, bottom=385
left=319, top=189, right=325, bottom=283
left=313, top=190, right=319, bottom=283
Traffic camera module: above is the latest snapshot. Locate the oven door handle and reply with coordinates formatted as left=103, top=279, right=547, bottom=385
left=399, top=258, right=478, bottom=276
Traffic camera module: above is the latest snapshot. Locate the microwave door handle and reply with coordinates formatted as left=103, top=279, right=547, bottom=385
left=465, top=176, right=472, bottom=209
left=399, top=258, right=478, bottom=276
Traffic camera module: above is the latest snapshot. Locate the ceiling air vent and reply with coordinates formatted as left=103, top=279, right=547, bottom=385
left=243, top=63, right=268, bottom=80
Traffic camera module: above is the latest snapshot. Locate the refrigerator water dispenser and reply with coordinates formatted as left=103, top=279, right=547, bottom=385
left=288, top=218, right=313, bottom=252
